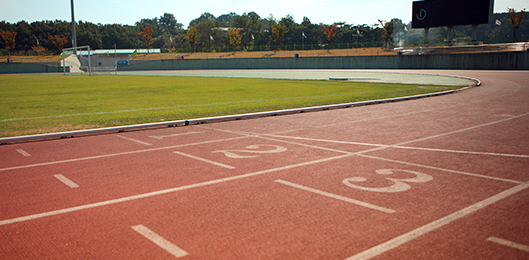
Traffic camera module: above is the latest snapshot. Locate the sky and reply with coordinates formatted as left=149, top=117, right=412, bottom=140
left=1, top=0, right=526, bottom=27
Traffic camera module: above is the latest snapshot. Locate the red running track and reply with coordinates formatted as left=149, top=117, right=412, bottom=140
left=1, top=70, right=528, bottom=259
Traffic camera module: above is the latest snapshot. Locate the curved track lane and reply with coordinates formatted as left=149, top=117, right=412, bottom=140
left=1, top=70, right=528, bottom=259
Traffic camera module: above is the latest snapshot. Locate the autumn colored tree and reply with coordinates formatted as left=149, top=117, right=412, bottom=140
left=508, top=8, right=525, bottom=42
left=378, top=19, right=395, bottom=49
left=1, top=31, right=17, bottom=51
left=185, top=27, right=198, bottom=52
left=31, top=45, right=48, bottom=56
left=137, top=26, right=156, bottom=50
left=228, top=28, right=242, bottom=50
left=323, top=23, right=338, bottom=49
left=48, top=35, right=68, bottom=51
left=271, top=23, right=289, bottom=50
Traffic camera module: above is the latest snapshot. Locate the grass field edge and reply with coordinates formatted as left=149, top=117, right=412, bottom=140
left=0, top=89, right=458, bottom=145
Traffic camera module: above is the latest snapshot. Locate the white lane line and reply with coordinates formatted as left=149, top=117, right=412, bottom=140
left=393, top=146, right=529, bottom=158
left=0, top=153, right=351, bottom=226
left=173, top=151, right=236, bottom=169
left=267, top=84, right=526, bottom=137
left=149, top=131, right=203, bottom=140
left=260, top=134, right=523, bottom=184
left=131, top=225, right=189, bottom=257
left=116, top=135, right=152, bottom=146
left=257, top=135, right=352, bottom=154
left=53, top=174, right=80, bottom=188
left=345, top=181, right=529, bottom=260
left=357, top=154, right=523, bottom=184
left=16, top=149, right=32, bottom=157
left=264, top=134, right=387, bottom=149
left=487, top=237, right=529, bottom=252
left=275, top=179, right=395, bottom=214
left=265, top=134, right=529, bottom=159
left=388, top=112, right=529, bottom=148
left=0, top=136, right=249, bottom=172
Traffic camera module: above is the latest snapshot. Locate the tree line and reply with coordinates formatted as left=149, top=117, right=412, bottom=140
left=1, top=10, right=527, bottom=55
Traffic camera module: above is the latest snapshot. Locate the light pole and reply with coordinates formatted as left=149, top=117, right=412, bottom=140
left=71, top=0, right=77, bottom=48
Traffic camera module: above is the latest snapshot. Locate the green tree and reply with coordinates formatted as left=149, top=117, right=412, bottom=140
left=298, top=16, right=325, bottom=48
left=196, top=18, right=220, bottom=49
left=378, top=19, right=395, bottom=48
left=185, top=27, right=198, bottom=52
left=13, top=21, right=32, bottom=50
left=190, top=12, right=217, bottom=27
left=77, top=21, right=102, bottom=49
left=279, top=15, right=296, bottom=46
left=217, top=12, right=237, bottom=27
left=231, top=12, right=265, bottom=48
left=101, top=24, right=137, bottom=49
left=6, top=10, right=529, bottom=53
left=159, top=13, right=183, bottom=35
left=271, top=23, right=289, bottom=49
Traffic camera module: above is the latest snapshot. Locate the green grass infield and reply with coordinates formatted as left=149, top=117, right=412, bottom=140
left=0, top=74, right=463, bottom=138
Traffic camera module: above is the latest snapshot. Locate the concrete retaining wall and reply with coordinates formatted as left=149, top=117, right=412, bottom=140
left=0, top=63, right=68, bottom=74
left=2, top=51, right=526, bottom=73
left=119, top=51, right=528, bottom=71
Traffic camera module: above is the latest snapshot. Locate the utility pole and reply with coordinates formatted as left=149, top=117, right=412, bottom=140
left=71, top=0, right=77, bottom=48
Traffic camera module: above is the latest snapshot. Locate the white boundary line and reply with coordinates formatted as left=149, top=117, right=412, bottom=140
left=393, top=145, right=529, bottom=159
left=149, top=131, right=203, bottom=140
left=257, top=135, right=524, bottom=184
left=267, top=78, right=522, bottom=137
left=388, top=112, right=529, bottom=148
left=199, top=127, right=524, bottom=185
left=173, top=151, right=236, bottom=169
left=16, top=149, right=32, bottom=157
left=487, top=237, right=529, bottom=252
left=264, top=134, right=529, bottom=159
left=269, top=135, right=385, bottom=148
left=0, top=73, right=524, bottom=257
left=356, top=154, right=524, bottom=184
left=275, top=179, right=395, bottom=213
left=345, top=182, right=529, bottom=260
left=53, top=174, right=80, bottom=188
left=116, top=135, right=152, bottom=146
left=0, top=136, right=248, bottom=172
left=0, top=154, right=351, bottom=226
left=131, top=224, right=189, bottom=257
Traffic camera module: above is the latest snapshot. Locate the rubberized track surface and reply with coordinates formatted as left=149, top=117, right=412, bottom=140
left=1, top=70, right=528, bottom=259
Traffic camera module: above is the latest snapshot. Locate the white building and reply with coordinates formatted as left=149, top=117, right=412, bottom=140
left=71, top=49, right=160, bottom=71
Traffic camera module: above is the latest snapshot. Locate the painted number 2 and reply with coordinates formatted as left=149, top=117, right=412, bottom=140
left=343, top=169, right=433, bottom=193
left=213, top=145, right=287, bottom=158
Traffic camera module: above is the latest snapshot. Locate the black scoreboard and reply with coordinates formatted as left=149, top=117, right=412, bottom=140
left=412, top=0, right=494, bottom=28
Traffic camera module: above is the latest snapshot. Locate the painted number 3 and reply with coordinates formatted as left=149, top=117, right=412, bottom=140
left=343, top=169, right=433, bottom=193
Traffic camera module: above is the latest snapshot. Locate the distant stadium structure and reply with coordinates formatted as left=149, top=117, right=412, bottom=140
left=412, top=0, right=495, bottom=44
left=62, top=48, right=160, bottom=74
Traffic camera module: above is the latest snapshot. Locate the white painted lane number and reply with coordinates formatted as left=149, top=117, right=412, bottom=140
left=343, top=169, right=433, bottom=193
left=213, top=144, right=287, bottom=158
